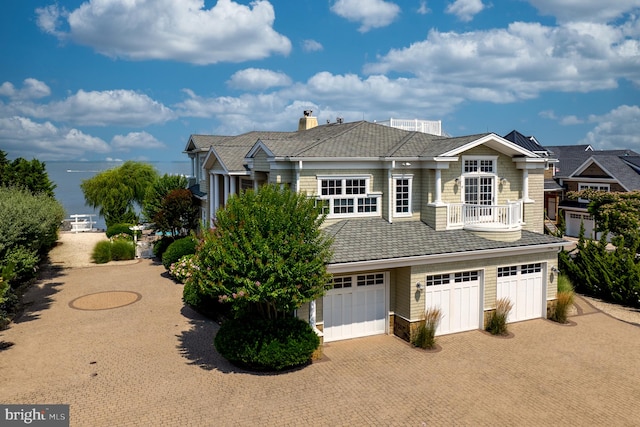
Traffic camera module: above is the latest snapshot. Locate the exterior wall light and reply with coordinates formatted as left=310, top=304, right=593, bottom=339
left=416, top=282, right=424, bottom=291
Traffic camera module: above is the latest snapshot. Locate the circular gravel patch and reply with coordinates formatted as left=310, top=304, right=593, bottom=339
left=69, top=291, right=142, bottom=311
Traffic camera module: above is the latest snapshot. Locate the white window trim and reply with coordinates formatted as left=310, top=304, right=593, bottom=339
left=316, top=175, right=381, bottom=219
left=578, top=182, right=609, bottom=203
left=392, top=174, right=413, bottom=218
left=460, top=156, right=498, bottom=204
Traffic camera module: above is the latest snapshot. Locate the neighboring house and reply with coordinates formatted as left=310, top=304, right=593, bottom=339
left=184, top=113, right=565, bottom=344
left=545, top=144, right=640, bottom=238
left=503, top=130, right=562, bottom=227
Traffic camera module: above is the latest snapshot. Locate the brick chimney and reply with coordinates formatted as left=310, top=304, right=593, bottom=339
left=298, top=110, right=318, bottom=131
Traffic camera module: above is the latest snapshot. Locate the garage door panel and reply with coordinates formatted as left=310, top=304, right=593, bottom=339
left=323, top=274, right=387, bottom=343
left=425, top=272, right=481, bottom=336
left=497, top=264, right=544, bottom=323
left=426, top=288, right=451, bottom=335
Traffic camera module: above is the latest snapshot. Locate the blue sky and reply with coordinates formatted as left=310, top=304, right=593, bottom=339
left=1, top=0, right=639, bottom=162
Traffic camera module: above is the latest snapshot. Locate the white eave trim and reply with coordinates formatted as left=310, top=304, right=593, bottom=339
left=326, top=242, right=566, bottom=274
left=441, top=133, right=539, bottom=158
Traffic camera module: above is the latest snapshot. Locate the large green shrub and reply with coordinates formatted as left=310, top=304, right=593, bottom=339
left=0, top=187, right=64, bottom=262
left=91, top=241, right=112, bottom=264
left=188, top=184, right=332, bottom=320
left=560, top=233, right=640, bottom=308
left=110, top=240, right=135, bottom=261
left=106, top=223, right=137, bottom=239
left=3, top=247, right=39, bottom=282
left=153, top=236, right=174, bottom=259
left=214, top=315, right=319, bottom=371
left=162, top=237, right=196, bottom=270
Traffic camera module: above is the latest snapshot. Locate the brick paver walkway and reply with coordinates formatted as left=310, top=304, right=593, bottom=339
left=1, top=259, right=640, bottom=426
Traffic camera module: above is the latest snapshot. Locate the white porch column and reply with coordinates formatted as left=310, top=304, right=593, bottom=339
left=213, top=174, right=220, bottom=216
left=388, top=162, right=394, bottom=223
left=434, top=169, right=443, bottom=205
left=209, top=173, right=214, bottom=225
left=223, top=175, right=230, bottom=205
left=309, top=300, right=316, bottom=328
left=229, top=175, right=236, bottom=197
left=522, top=169, right=530, bottom=202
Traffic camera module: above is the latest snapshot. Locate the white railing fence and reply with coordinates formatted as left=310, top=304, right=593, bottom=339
left=447, top=200, right=523, bottom=229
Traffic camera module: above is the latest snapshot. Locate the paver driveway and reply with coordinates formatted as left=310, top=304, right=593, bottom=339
left=1, top=259, right=639, bottom=426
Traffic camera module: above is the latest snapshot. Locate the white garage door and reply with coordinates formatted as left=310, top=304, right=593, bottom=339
left=323, top=273, right=387, bottom=342
left=424, top=271, right=481, bottom=336
left=565, top=212, right=596, bottom=238
left=497, top=263, right=545, bottom=323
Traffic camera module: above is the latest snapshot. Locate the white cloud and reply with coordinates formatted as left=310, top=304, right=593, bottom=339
left=560, top=115, right=584, bottom=125
left=417, top=1, right=431, bottom=15
left=0, top=79, right=51, bottom=100
left=581, top=105, right=640, bottom=151
left=0, top=116, right=110, bottom=160
left=331, top=0, right=401, bottom=32
left=227, top=68, right=292, bottom=91
left=5, top=88, right=175, bottom=127
left=364, top=20, right=639, bottom=102
left=111, top=131, right=166, bottom=151
left=445, top=0, right=485, bottom=22
left=539, top=110, right=584, bottom=125
left=36, top=0, right=291, bottom=64
left=527, top=0, right=640, bottom=23
left=302, top=39, right=324, bottom=52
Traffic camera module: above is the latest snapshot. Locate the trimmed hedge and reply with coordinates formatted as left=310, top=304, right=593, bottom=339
left=153, top=236, right=174, bottom=259
left=91, top=240, right=112, bottom=264
left=214, top=315, right=319, bottom=371
left=106, top=223, right=138, bottom=239
left=111, top=240, right=135, bottom=260
left=161, top=237, right=196, bottom=270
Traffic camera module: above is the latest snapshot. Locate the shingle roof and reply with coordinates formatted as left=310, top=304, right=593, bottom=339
left=323, top=218, right=566, bottom=264
left=585, top=156, right=640, bottom=191
left=190, top=121, right=530, bottom=171
left=503, top=130, right=548, bottom=154
left=546, top=145, right=640, bottom=178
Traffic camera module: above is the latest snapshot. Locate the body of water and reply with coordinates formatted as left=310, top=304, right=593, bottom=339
left=47, top=161, right=192, bottom=231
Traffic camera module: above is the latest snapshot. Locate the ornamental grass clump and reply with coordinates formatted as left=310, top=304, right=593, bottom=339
left=552, top=274, right=575, bottom=324
left=486, top=297, right=513, bottom=336
left=412, top=307, right=442, bottom=349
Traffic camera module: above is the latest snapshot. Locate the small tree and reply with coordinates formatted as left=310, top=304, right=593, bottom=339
left=568, top=189, right=640, bottom=249
left=187, top=184, right=333, bottom=319
left=81, top=161, right=158, bottom=226
left=142, top=174, right=189, bottom=224
left=152, top=189, right=199, bottom=238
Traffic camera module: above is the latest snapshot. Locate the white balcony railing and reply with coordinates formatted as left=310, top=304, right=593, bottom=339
left=447, top=200, right=523, bottom=230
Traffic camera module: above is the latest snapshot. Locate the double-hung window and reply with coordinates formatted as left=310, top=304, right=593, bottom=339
left=317, top=176, right=380, bottom=218
left=461, top=156, right=497, bottom=207
left=393, top=175, right=413, bottom=217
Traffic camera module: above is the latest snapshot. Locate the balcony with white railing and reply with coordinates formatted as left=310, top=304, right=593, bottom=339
left=447, top=200, right=523, bottom=231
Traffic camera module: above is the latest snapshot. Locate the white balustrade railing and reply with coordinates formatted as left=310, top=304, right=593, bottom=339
left=447, top=200, right=523, bottom=229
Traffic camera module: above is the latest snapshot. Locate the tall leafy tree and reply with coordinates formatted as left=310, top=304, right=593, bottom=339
left=152, top=188, right=199, bottom=237
left=142, top=174, right=189, bottom=223
left=0, top=150, right=56, bottom=197
left=187, top=184, right=333, bottom=319
left=80, top=161, right=158, bottom=226
left=569, top=189, right=640, bottom=249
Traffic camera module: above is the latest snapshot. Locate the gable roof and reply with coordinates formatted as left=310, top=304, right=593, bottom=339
left=191, top=121, right=542, bottom=172
left=324, top=218, right=565, bottom=269
left=571, top=155, right=640, bottom=191
left=250, top=121, right=537, bottom=161
left=503, top=130, right=549, bottom=155
left=546, top=144, right=640, bottom=189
